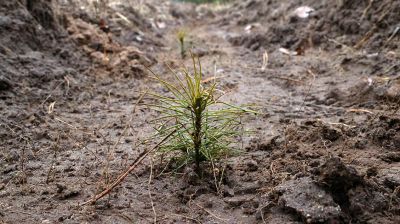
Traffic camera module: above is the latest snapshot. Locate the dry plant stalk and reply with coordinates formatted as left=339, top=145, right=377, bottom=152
left=261, top=50, right=269, bottom=71
left=82, top=130, right=176, bottom=206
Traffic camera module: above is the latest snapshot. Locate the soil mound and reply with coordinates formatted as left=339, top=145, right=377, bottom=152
left=0, top=0, right=87, bottom=97
left=223, top=0, right=400, bottom=51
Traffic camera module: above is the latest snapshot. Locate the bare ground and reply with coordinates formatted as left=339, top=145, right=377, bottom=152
left=0, top=0, right=399, bottom=223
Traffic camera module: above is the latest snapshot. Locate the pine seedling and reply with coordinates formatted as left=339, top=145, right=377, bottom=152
left=177, top=30, right=187, bottom=59
left=148, top=55, right=253, bottom=174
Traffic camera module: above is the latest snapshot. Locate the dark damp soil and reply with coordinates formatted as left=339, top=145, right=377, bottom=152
left=0, top=0, right=399, bottom=223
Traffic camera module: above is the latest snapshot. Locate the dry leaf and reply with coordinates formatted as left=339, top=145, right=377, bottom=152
left=48, top=102, right=56, bottom=114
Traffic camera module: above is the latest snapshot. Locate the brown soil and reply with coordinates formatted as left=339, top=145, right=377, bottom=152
left=1, top=0, right=399, bottom=223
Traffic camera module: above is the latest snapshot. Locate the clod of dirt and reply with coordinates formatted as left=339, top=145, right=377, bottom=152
left=2, top=164, right=17, bottom=174
left=321, top=88, right=344, bottom=105
left=224, top=195, right=256, bottom=207
left=182, top=166, right=199, bottom=186
left=55, top=184, right=80, bottom=200
left=170, top=7, right=186, bottom=19
left=257, top=207, right=302, bottom=223
left=360, top=115, right=400, bottom=151
left=315, top=157, right=362, bottom=205
left=57, top=189, right=80, bottom=200
left=321, top=125, right=342, bottom=141
left=222, top=185, right=234, bottom=197
left=27, top=0, right=58, bottom=30
left=345, top=72, right=400, bottom=107
left=378, top=167, right=400, bottom=189
left=384, top=81, right=400, bottom=100
left=313, top=158, right=396, bottom=223
left=234, top=181, right=261, bottom=195
left=56, top=183, right=66, bottom=193
left=347, top=186, right=389, bottom=217
left=179, top=185, right=209, bottom=203
left=66, top=17, right=156, bottom=77
left=0, top=76, right=12, bottom=91
left=379, top=152, right=400, bottom=163
left=353, top=138, right=368, bottom=150
left=273, top=177, right=342, bottom=223
left=366, top=166, right=378, bottom=177
left=246, top=135, right=280, bottom=151
left=245, top=159, right=258, bottom=172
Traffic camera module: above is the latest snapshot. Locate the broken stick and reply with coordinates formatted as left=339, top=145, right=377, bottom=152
left=82, top=130, right=176, bottom=206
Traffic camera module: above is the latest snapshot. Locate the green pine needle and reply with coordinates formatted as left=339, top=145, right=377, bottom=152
left=149, top=55, right=253, bottom=173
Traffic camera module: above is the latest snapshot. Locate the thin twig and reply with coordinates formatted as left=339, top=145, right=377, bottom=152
left=201, top=76, right=223, bottom=84
left=299, top=69, right=316, bottom=112
left=194, top=202, right=229, bottom=223
left=386, top=26, right=399, bottom=44
left=270, top=76, right=304, bottom=84
left=40, top=80, right=65, bottom=109
left=347, top=108, right=374, bottom=114
left=327, top=38, right=354, bottom=52
left=148, top=158, right=157, bottom=224
left=210, top=158, right=221, bottom=195
left=389, top=186, right=400, bottom=211
left=106, top=91, right=147, bottom=172
left=82, top=130, right=176, bottom=206
left=354, top=3, right=392, bottom=49
left=46, top=134, right=60, bottom=184
left=360, top=0, right=374, bottom=22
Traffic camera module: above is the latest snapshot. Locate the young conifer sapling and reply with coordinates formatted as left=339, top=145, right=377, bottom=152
left=148, top=55, right=254, bottom=174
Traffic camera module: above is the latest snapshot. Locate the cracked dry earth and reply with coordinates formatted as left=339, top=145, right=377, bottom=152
left=1, top=0, right=399, bottom=223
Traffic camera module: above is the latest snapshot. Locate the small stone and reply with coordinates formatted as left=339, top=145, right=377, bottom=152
left=224, top=195, right=255, bottom=207
left=6, top=150, right=19, bottom=162
left=63, top=165, right=75, bottom=173
left=235, top=181, right=261, bottom=195
left=386, top=82, right=400, bottom=99
left=56, top=184, right=66, bottom=193
left=57, top=188, right=80, bottom=200
left=274, top=177, right=342, bottom=223
left=245, top=159, right=258, bottom=172
left=354, top=138, right=367, bottom=149
left=321, top=125, right=341, bottom=141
